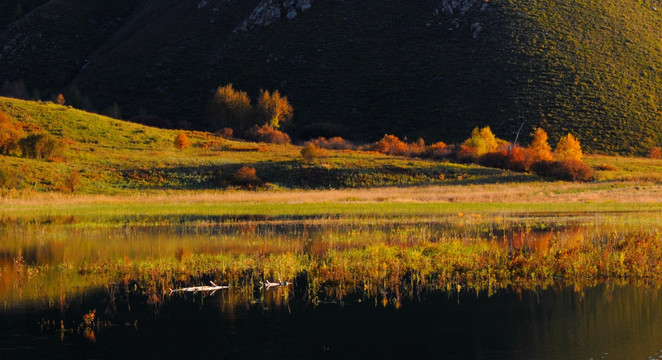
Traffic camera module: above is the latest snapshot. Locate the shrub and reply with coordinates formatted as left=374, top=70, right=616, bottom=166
left=506, top=146, right=527, bottom=172
left=369, top=134, right=425, bottom=157
left=18, top=133, right=66, bottom=160
left=0, top=110, right=24, bottom=155
left=531, top=159, right=594, bottom=181
left=208, top=84, right=253, bottom=131
left=648, top=147, right=661, bottom=159
left=56, top=93, right=65, bottom=105
left=255, top=89, right=293, bottom=129
left=479, top=150, right=509, bottom=169
left=308, top=136, right=355, bottom=150
left=216, top=128, right=234, bottom=139
left=234, top=166, right=260, bottom=187
left=173, top=132, right=190, bottom=151
left=555, top=133, right=583, bottom=161
left=478, top=147, right=526, bottom=172
left=370, top=134, right=407, bottom=155
left=66, top=169, right=81, bottom=193
left=244, top=124, right=290, bottom=144
left=423, top=141, right=451, bottom=159
left=301, top=143, right=326, bottom=163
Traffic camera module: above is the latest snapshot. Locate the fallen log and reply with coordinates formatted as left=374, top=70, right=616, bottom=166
left=169, top=281, right=230, bottom=295
left=260, top=279, right=293, bottom=289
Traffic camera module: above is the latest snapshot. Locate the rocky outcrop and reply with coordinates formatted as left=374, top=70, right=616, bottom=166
left=437, top=0, right=486, bottom=16
left=429, top=0, right=489, bottom=38
left=235, top=0, right=312, bottom=32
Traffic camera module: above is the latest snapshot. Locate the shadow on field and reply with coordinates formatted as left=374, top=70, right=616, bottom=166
left=119, top=160, right=543, bottom=190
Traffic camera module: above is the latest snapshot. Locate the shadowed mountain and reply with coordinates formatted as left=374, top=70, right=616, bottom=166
left=0, top=0, right=660, bottom=153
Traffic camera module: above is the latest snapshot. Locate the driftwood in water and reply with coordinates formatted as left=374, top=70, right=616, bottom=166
left=260, top=279, right=293, bottom=289
left=169, top=281, right=230, bottom=295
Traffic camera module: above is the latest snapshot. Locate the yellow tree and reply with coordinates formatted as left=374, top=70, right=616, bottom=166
left=463, top=126, right=499, bottom=157
left=256, top=89, right=293, bottom=129
left=526, top=128, right=554, bottom=163
left=555, top=133, right=583, bottom=161
left=174, top=132, right=190, bottom=151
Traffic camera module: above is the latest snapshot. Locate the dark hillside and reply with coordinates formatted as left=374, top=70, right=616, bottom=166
left=0, top=0, right=660, bottom=153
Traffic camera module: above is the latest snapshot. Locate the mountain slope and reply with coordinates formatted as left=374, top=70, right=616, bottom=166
left=0, top=0, right=660, bottom=154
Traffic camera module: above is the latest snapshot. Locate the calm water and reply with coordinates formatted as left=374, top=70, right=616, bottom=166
left=1, top=212, right=662, bottom=359
left=2, top=284, right=662, bottom=359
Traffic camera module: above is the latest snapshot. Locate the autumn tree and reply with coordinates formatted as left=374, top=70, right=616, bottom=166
left=462, top=126, right=499, bottom=157
left=555, top=133, right=583, bottom=161
left=525, top=128, right=554, bottom=168
left=56, top=93, right=65, bottom=105
left=255, top=89, right=293, bottom=129
left=173, top=131, right=190, bottom=151
left=208, top=84, right=253, bottom=131
left=0, top=110, right=24, bottom=155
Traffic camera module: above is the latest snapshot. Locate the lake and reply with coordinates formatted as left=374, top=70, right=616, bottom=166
left=1, top=211, right=661, bottom=358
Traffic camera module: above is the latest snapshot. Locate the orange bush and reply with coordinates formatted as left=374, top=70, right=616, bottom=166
left=301, top=143, right=326, bottom=163
left=531, top=159, right=594, bottom=181
left=173, top=132, right=190, bottom=151
left=370, top=135, right=425, bottom=157
left=244, top=124, right=290, bottom=144
left=216, top=128, right=234, bottom=139
left=648, top=147, right=661, bottom=159
left=0, top=110, right=24, bottom=155
left=308, top=136, right=355, bottom=150
left=423, top=141, right=450, bottom=159
left=234, top=166, right=261, bottom=187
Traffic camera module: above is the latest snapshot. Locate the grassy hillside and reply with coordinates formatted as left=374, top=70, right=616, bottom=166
left=0, top=0, right=658, bottom=154
left=0, top=97, right=542, bottom=194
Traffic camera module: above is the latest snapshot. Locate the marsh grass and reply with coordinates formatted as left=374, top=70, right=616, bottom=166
left=2, top=211, right=662, bottom=307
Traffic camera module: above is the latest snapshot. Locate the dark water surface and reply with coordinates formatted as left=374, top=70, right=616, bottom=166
left=2, top=284, right=662, bottom=359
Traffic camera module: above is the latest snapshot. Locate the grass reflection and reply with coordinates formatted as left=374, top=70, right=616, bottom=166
left=1, top=212, right=661, bottom=308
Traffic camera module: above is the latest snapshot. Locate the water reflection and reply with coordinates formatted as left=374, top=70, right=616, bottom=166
left=2, top=283, right=662, bottom=359
left=1, top=212, right=661, bottom=306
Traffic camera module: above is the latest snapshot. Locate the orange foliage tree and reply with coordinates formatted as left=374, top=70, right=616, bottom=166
left=173, top=132, right=190, bottom=151
left=0, top=110, right=24, bottom=155
left=524, top=128, right=554, bottom=169
left=56, top=93, right=65, bottom=105
left=208, top=84, right=253, bottom=131
left=555, top=133, right=583, bottom=161
left=256, top=89, right=293, bottom=129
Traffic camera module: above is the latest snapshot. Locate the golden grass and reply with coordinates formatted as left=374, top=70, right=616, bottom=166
left=1, top=181, right=661, bottom=207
